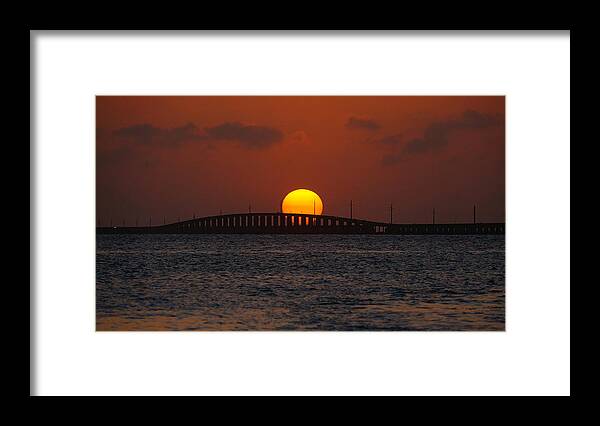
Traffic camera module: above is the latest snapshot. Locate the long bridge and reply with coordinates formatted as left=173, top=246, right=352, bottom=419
left=97, top=212, right=505, bottom=235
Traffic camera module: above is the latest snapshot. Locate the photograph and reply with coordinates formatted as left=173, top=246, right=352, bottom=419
left=96, top=95, right=505, bottom=331
left=33, top=30, right=570, bottom=396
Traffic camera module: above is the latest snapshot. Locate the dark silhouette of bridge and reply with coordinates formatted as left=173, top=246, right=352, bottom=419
left=97, top=212, right=505, bottom=235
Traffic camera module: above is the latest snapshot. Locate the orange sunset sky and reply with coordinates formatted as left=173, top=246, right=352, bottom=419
left=96, top=96, right=505, bottom=225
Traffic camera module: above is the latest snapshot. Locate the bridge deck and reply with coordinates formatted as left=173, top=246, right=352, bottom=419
left=97, top=213, right=505, bottom=235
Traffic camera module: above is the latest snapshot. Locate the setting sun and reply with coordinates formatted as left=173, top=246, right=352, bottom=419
left=281, top=189, right=324, bottom=215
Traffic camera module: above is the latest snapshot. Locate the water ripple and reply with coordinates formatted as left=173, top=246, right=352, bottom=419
left=96, top=234, right=505, bottom=331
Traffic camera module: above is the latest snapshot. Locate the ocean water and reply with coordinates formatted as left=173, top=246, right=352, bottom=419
left=96, top=234, right=504, bottom=331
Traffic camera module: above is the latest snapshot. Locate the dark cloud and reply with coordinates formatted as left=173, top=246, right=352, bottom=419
left=346, top=116, right=380, bottom=131
left=372, top=133, right=403, bottom=145
left=404, top=110, right=503, bottom=154
left=383, top=110, right=504, bottom=164
left=113, top=121, right=285, bottom=150
left=381, top=152, right=403, bottom=166
left=113, top=123, right=203, bottom=147
left=204, top=122, right=284, bottom=149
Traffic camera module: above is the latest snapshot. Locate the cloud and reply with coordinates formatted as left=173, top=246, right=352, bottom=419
left=113, top=121, right=285, bottom=150
left=381, top=152, right=403, bottom=166
left=113, top=123, right=203, bottom=147
left=204, top=122, right=284, bottom=149
left=372, top=133, right=403, bottom=145
left=289, top=130, right=309, bottom=144
left=404, top=110, right=503, bottom=154
left=346, top=116, right=380, bottom=131
left=382, top=110, right=504, bottom=164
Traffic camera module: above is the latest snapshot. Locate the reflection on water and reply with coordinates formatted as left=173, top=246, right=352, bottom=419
left=96, top=234, right=504, bottom=331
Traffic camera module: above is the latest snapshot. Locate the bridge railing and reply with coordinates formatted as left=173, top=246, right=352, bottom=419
left=97, top=213, right=505, bottom=235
